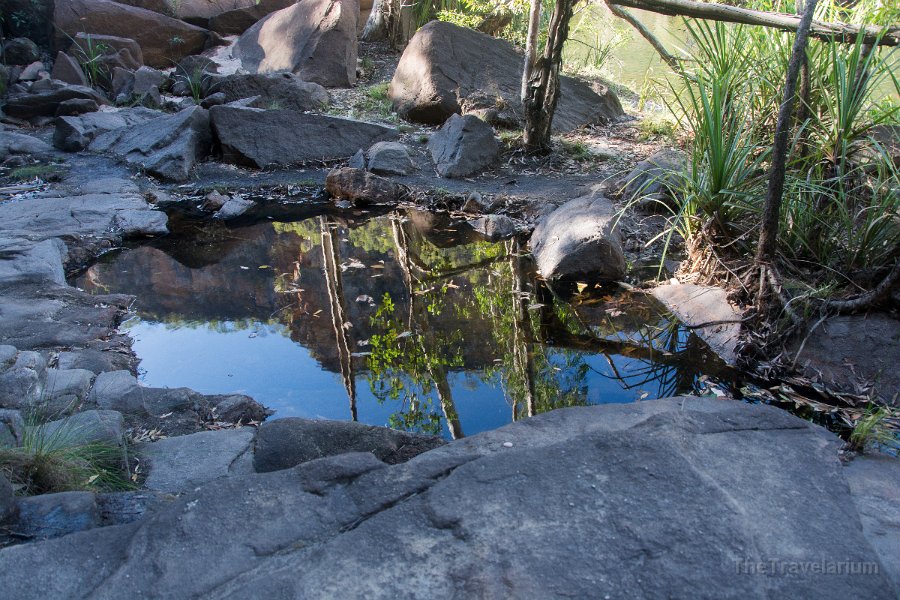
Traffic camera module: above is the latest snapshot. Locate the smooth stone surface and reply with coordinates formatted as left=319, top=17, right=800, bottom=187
left=54, top=98, right=100, bottom=117
left=53, top=0, right=211, bottom=67
left=211, top=106, right=397, bottom=168
left=34, top=410, right=125, bottom=447
left=788, top=314, right=900, bottom=404
left=530, top=192, right=626, bottom=283
left=42, top=368, right=96, bottom=414
left=325, top=167, right=403, bottom=205
left=366, top=140, right=414, bottom=175
left=206, top=73, right=329, bottom=112
left=13, top=491, right=101, bottom=541
left=53, top=107, right=160, bottom=152
left=468, top=213, right=520, bottom=241
left=0, top=130, right=54, bottom=159
left=620, top=148, right=687, bottom=211
left=391, top=20, right=623, bottom=131
left=651, top=283, right=743, bottom=365
left=0, top=350, right=48, bottom=409
left=213, top=195, right=254, bottom=220
left=0, top=398, right=894, bottom=598
left=209, top=0, right=295, bottom=35
left=89, top=106, right=212, bottom=182
left=428, top=113, right=499, bottom=178
left=253, top=418, right=445, bottom=473
left=234, top=0, right=358, bottom=87
left=0, top=408, right=25, bottom=447
left=141, top=428, right=256, bottom=494
left=4, top=84, right=108, bottom=120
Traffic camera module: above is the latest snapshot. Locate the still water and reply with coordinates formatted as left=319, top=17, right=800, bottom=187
left=74, top=208, right=731, bottom=439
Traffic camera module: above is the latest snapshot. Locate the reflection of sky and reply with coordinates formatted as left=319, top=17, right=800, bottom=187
left=125, top=318, right=693, bottom=439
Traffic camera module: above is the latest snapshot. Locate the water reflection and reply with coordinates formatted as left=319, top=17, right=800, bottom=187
left=74, top=209, right=731, bottom=438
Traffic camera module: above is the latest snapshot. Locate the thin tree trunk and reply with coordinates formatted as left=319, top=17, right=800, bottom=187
left=521, top=0, right=543, bottom=101
left=608, top=0, right=899, bottom=46
left=755, top=0, right=819, bottom=289
left=523, top=0, right=575, bottom=151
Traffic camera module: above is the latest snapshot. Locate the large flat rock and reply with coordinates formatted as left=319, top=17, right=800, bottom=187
left=210, top=105, right=397, bottom=168
left=0, top=397, right=894, bottom=598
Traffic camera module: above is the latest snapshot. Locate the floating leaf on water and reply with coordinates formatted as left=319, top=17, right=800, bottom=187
left=350, top=352, right=371, bottom=357
left=356, top=295, right=375, bottom=304
left=313, top=309, right=322, bottom=317
left=342, top=322, right=353, bottom=330
left=397, top=331, right=412, bottom=339
left=258, top=265, right=271, bottom=269
left=248, top=332, right=258, bottom=338
left=527, top=303, right=545, bottom=310
left=239, top=266, right=249, bottom=270
left=357, top=339, right=370, bottom=347
left=638, top=392, right=649, bottom=400
left=576, top=282, right=588, bottom=293
left=370, top=264, right=385, bottom=269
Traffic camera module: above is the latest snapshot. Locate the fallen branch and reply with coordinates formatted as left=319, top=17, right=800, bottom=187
left=604, top=0, right=683, bottom=68
left=824, top=260, right=900, bottom=313
left=608, top=0, right=900, bottom=46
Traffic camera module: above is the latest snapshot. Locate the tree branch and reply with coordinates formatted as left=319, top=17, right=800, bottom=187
left=608, top=0, right=899, bottom=46
left=604, top=0, right=683, bottom=68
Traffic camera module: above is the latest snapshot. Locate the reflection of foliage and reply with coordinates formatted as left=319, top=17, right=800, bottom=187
left=367, top=293, right=463, bottom=436
left=346, top=217, right=395, bottom=255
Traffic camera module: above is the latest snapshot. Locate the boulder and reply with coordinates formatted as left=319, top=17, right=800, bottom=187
left=54, top=98, right=100, bottom=116
left=33, top=410, right=125, bottom=447
left=650, top=283, right=743, bottom=365
left=325, top=167, right=404, bottom=205
left=253, top=418, right=445, bottom=473
left=121, top=0, right=258, bottom=23
left=132, top=66, right=166, bottom=96
left=213, top=195, right=254, bottom=220
left=18, top=61, right=46, bottom=81
left=0, top=408, right=25, bottom=447
left=67, top=33, right=144, bottom=72
left=234, top=0, right=359, bottom=87
left=206, top=73, right=329, bottom=112
left=366, top=141, right=414, bottom=175
left=529, top=192, right=626, bottom=283
left=210, top=106, right=397, bottom=168
left=0, top=398, right=895, bottom=599
left=390, top=21, right=623, bottom=131
left=209, top=0, right=295, bottom=35
left=42, top=368, right=96, bottom=415
left=0, top=131, right=54, bottom=160
left=53, top=0, right=213, bottom=68
left=53, top=107, right=160, bottom=152
left=469, top=213, right=520, bottom=241
left=12, top=491, right=101, bottom=542
left=89, top=106, right=212, bottom=181
left=428, top=114, right=499, bottom=178
left=4, top=84, right=108, bottom=120
left=0, top=350, right=48, bottom=409
left=2, top=37, right=40, bottom=65
left=141, top=428, right=256, bottom=494
left=620, top=148, right=687, bottom=210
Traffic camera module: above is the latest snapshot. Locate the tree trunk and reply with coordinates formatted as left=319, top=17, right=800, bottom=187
left=521, top=0, right=543, bottom=101
left=362, top=0, right=417, bottom=48
left=523, top=0, right=575, bottom=152
left=608, top=0, right=898, bottom=46
left=755, top=0, right=818, bottom=303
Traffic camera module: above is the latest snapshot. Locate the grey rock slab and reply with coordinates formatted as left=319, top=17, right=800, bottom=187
left=4, top=85, right=108, bottom=120
left=132, top=66, right=166, bottom=96
left=0, top=349, right=48, bottom=409
left=620, top=148, right=687, bottom=212
left=844, top=455, right=900, bottom=590
left=391, top=20, right=623, bottom=131
left=651, top=283, right=743, bottom=365
left=0, top=130, right=54, bottom=160
left=234, top=0, right=359, bottom=87
left=428, top=113, right=499, bottom=178
left=211, top=105, right=397, bottom=168
left=529, top=192, right=626, bottom=283
left=366, top=140, right=414, bottom=175
left=0, top=398, right=895, bottom=598
left=209, top=0, right=295, bottom=35
left=0, top=193, right=166, bottom=241
left=253, top=418, right=445, bottom=473
left=141, top=428, right=256, bottom=494
left=0, top=238, right=67, bottom=286
left=54, top=98, right=100, bottom=117
left=213, top=195, right=254, bottom=220
left=53, top=107, right=160, bottom=152
left=56, top=349, right=133, bottom=374
left=13, top=491, right=101, bottom=541
left=49, top=52, right=88, bottom=86
left=788, top=314, right=899, bottom=405
left=42, top=368, right=95, bottom=414
left=206, top=72, right=329, bottom=112
left=0, top=408, right=25, bottom=447
left=34, top=410, right=125, bottom=447
left=89, top=105, right=212, bottom=182
left=87, top=370, right=141, bottom=413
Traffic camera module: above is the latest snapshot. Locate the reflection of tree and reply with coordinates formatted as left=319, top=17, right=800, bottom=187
left=320, top=216, right=358, bottom=421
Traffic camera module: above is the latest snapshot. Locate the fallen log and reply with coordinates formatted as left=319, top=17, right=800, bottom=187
left=608, top=0, right=900, bottom=46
